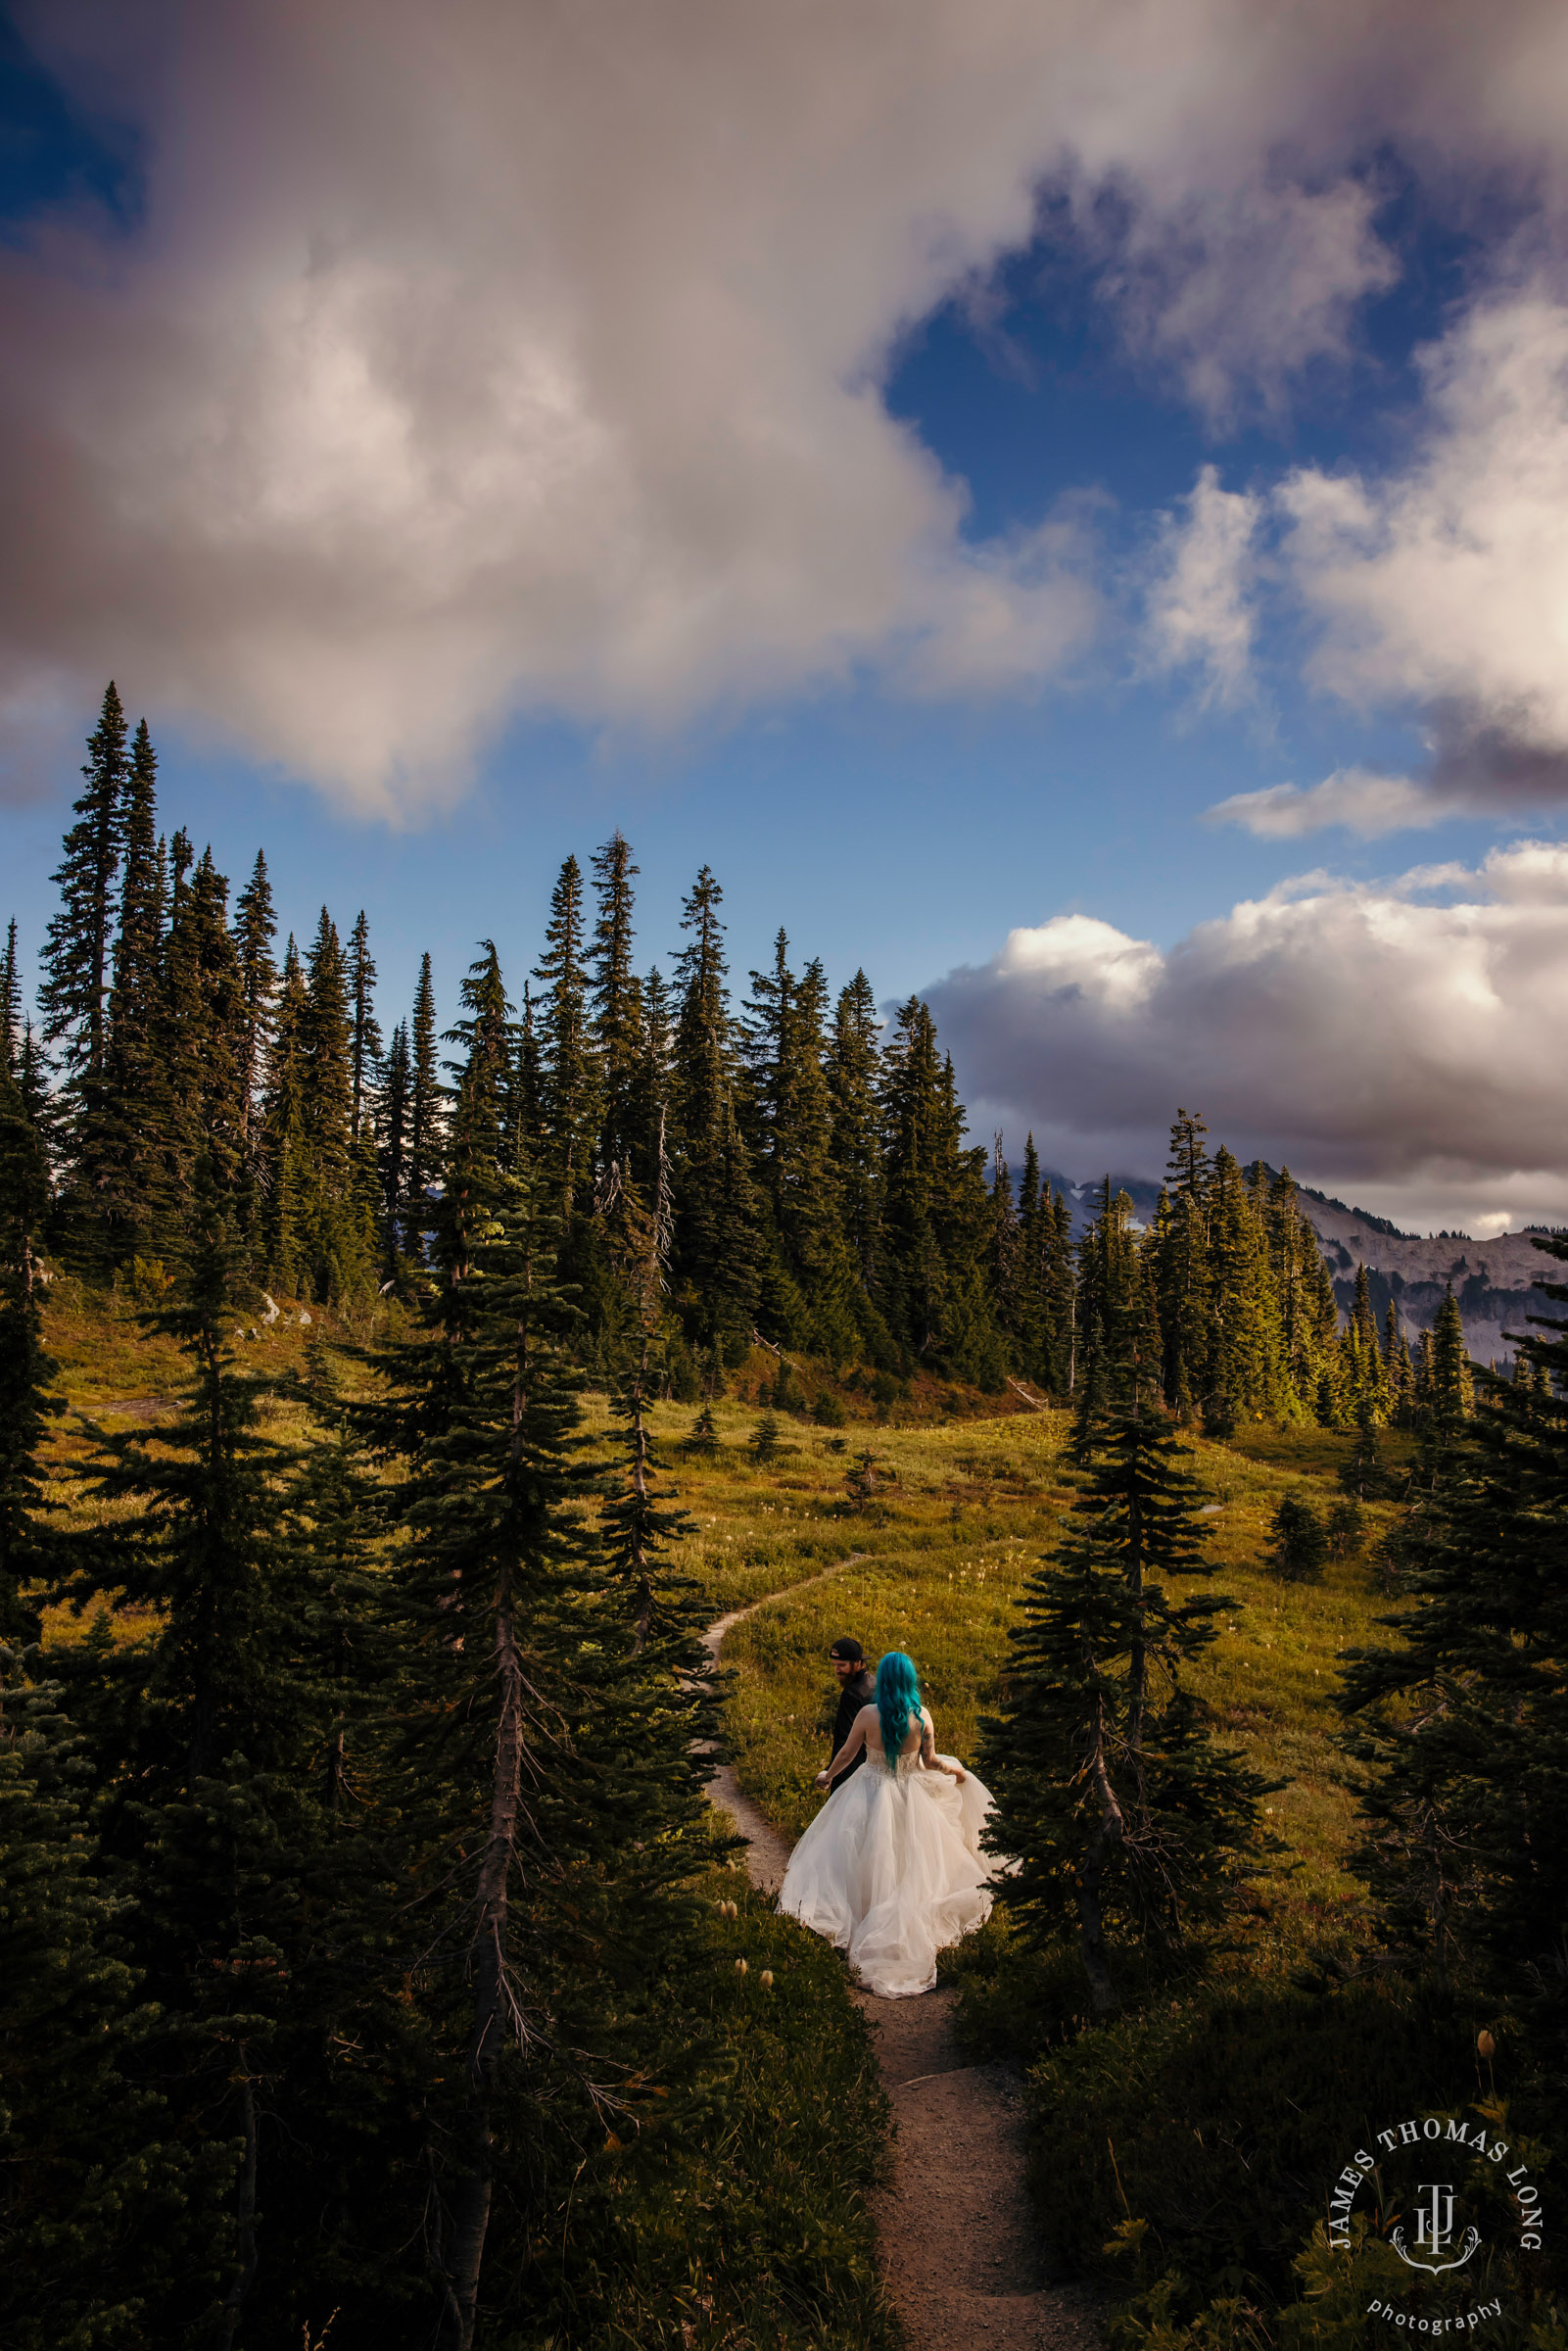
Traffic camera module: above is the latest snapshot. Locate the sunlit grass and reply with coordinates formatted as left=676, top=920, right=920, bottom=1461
left=633, top=1397, right=1403, bottom=1966
left=34, top=1295, right=1402, bottom=1961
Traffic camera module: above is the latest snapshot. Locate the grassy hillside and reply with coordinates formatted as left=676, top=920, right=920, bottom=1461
left=36, top=1290, right=1525, bottom=2344
left=27, top=1292, right=913, bottom=2351
left=632, top=1392, right=1545, bottom=2345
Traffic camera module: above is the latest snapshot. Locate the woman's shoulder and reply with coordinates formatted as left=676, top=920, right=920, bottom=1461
left=855, top=1701, right=879, bottom=1723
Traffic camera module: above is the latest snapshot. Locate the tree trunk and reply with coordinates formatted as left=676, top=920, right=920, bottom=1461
left=214, top=2065, right=259, bottom=2351
left=437, top=1598, right=525, bottom=2351
left=1078, top=1705, right=1123, bottom=2016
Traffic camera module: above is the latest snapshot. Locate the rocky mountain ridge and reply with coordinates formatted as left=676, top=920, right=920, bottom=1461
left=1041, top=1163, right=1562, bottom=1366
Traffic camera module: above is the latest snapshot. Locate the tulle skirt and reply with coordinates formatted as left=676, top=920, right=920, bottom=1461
left=779, top=1757, right=999, bottom=1998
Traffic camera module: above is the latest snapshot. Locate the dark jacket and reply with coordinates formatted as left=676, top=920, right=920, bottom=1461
left=830, top=1670, right=876, bottom=1789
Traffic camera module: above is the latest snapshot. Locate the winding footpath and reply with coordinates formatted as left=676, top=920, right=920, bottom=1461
left=702, top=1570, right=1103, bottom=2351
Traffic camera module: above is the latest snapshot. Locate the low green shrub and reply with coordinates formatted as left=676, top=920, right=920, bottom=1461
left=1017, top=1973, right=1478, bottom=2298
left=523, top=1866, right=902, bottom=2349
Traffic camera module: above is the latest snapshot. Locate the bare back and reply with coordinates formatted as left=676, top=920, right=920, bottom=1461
left=858, top=1702, right=938, bottom=1770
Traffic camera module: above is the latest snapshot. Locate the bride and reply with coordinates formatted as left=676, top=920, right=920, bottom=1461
left=779, top=1651, right=1000, bottom=1998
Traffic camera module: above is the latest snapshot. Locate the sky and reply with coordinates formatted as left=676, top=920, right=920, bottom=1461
left=4, top=0, right=1568, bottom=1236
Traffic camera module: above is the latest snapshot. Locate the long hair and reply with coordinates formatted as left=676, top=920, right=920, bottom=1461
left=876, top=1652, right=921, bottom=1769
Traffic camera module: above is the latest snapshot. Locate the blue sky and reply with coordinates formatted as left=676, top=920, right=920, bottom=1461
left=4, top=1, right=1568, bottom=1231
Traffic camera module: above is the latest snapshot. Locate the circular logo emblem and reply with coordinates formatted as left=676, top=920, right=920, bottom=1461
left=1323, top=2111, right=1545, bottom=2332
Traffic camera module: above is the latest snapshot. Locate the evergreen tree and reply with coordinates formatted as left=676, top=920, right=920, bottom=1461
left=348, top=909, right=383, bottom=1148
left=147, top=848, right=248, bottom=1257
left=84, top=719, right=166, bottom=1261
left=625, top=966, right=673, bottom=1198
left=826, top=971, right=883, bottom=1288
left=1044, top=1184, right=1077, bottom=1397
left=534, top=857, right=597, bottom=1222
left=15, top=1019, right=52, bottom=1145
left=879, top=996, right=950, bottom=1360
left=283, top=1339, right=394, bottom=1815
left=983, top=1411, right=1270, bottom=2012
left=1427, top=1285, right=1474, bottom=1429
left=590, top=832, right=645, bottom=1176
left=1383, top=1300, right=1415, bottom=1425
left=669, top=871, right=760, bottom=1353
left=1410, top=1326, right=1434, bottom=1421
left=989, top=1134, right=1023, bottom=1352
left=293, top=909, right=370, bottom=1301
left=1342, top=1262, right=1389, bottom=1422
left=232, top=850, right=277, bottom=1174
left=596, top=1114, right=708, bottom=1673
left=0, top=918, right=20, bottom=1080
left=499, top=984, right=541, bottom=1177
left=261, top=936, right=309, bottom=1289
left=39, top=682, right=128, bottom=1091
left=0, top=1073, right=58, bottom=1640
left=404, top=950, right=443, bottom=1262
left=371, top=1032, right=708, bottom=2346
left=379, top=1018, right=411, bottom=1261
left=1157, top=1108, right=1212, bottom=1420
left=0, top=1657, right=229, bottom=2348
left=63, top=1166, right=424, bottom=2341
left=1341, top=1396, right=1395, bottom=1502
left=743, top=936, right=842, bottom=1346
left=686, top=1096, right=764, bottom=1357
left=1205, top=1146, right=1282, bottom=1430
left=1340, top=1232, right=1568, bottom=2027
left=444, top=942, right=513, bottom=1191
left=68, top=1158, right=302, bottom=1789
left=1265, top=1492, right=1328, bottom=1582
left=1072, top=1180, right=1160, bottom=1456
left=1258, top=1164, right=1332, bottom=1415
left=1013, top=1134, right=1048, bottom=1381
left=671, top=865, right=732, bottom=1155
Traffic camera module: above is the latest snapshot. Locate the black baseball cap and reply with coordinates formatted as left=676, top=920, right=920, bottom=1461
left=829, top=1638, right=864, bottom=1662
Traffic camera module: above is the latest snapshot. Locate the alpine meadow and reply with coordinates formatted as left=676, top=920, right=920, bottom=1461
left=0, top=686, right=1562, bottom=2349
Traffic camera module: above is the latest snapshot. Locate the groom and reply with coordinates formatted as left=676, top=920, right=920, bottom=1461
left=824, top=1637, right=876, bottom=1792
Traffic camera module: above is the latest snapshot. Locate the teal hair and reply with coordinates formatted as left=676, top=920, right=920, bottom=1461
left=876, top=1652, right=921, bottom=1769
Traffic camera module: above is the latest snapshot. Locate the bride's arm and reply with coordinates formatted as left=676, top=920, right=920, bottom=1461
left=919, top=1710, right=968, bottom=1782
left=814, top=1708, right=870, bottom=1790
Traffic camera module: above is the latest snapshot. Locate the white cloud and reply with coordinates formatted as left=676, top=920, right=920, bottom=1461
left=927, top=841, right=1568, bottom=1229
left=1089, top=178, right=1398, bottom=427
left=1145, top=465, right=1262, bottom=706
left=7, top=1, right=1568, bottom=807
left=1274, top=287, right=1568, bottom=814
left=1205, top=769, right=1449, bottom=837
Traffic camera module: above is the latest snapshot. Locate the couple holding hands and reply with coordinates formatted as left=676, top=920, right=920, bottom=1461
left=778, top=1634, right=1002, bottom=1999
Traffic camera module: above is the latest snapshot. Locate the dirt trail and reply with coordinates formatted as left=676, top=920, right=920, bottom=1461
left=705, top=1572, right=1102, bottom=2351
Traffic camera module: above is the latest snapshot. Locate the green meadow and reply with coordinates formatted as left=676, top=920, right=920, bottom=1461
left=37, top=1301, right=1514, bottom=2345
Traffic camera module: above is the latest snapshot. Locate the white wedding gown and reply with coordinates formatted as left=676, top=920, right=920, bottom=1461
left=779, top=1706, right=999, bottom=1998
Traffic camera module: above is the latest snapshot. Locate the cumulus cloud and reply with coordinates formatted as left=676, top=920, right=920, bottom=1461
left=1145, top=465, right=1262, bottom=706
left=1205, top=769, right=1449, bottom=838
left=1176, top=282, right=1568, bottom=834
left=1257, top=288, right=1568, bottom=826
left=7, top=0, right=1568, bottom=808
left=926, top=841, right=1568, bottom=1230
left=1088, top=178, right=1398, bottom=427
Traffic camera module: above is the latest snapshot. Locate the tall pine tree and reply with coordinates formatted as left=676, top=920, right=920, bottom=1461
left=984, top=1410, right=1270, bottom=2011
left=39, top=682, right=128, bottom=1092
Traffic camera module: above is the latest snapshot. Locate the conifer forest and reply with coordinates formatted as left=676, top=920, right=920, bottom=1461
left=3, top=688, right=1563, bottom=2350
